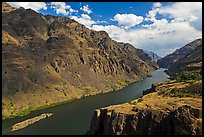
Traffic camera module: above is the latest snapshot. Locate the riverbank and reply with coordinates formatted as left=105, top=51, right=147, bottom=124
left=88, top=79, right=202, bottom=135
left=2, top=68, right=169, bottom=135
left=2, top=74, right=136, bottom=120
left=2, top=98, right=76, bottom=120
left=3, top=66, right=159, bottom=121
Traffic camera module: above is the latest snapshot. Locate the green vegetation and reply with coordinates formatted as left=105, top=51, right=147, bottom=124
left=158, top=88, right=200, bottom=98
left=122, top=81, right=131, bottom=87
left=2, top=98, right=77, bottom=120
left=175, top=72, right=202, bottom=82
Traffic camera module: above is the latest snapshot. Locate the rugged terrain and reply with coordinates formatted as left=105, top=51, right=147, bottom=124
left=88, top=80, right=202, bottom=135
left=88, top=38, right=202, bottom=135
left=2, top=3, right=158, bottom=119
left=167, top=43, right=202, bottom=78
left=157, top=38, right=202, bottom=69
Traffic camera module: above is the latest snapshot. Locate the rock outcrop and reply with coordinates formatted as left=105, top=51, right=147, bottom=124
left=88, top=80, right=202, bottom=135
left=88, top=105, right=202, bottom=135
left=2, top=3, right=158, bottom=118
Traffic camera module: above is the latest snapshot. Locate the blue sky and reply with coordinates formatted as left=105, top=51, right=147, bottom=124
left=8, top=2, right=202, bottom=57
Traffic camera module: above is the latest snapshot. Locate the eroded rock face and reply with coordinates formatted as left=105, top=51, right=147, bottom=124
left=88, top=104, right=202, bottom=135
left=2, top=3, right=158, bottom=118
left=87, top=80, right=202, bottom=135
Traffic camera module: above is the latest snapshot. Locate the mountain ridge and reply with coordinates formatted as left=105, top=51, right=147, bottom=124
left=2, top=3, right=158, bottom=119
left=157, top=38, right=202, bottom=68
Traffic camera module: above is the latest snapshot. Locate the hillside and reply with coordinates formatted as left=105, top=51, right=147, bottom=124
left=2, top=3, right=158, bottom=119
left=88, top=38, right=202, bottom=135
left=157, top=38, right=202, bottom=68
left=167, top=43, right=202, bottom=78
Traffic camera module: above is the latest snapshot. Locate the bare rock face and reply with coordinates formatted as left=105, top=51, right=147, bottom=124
left=88, top=99, right=202, bottom=135
left=87, top=80, right=202, bottom=135
left=88, top=105, right=202, bottom=135
left=2, top=3, right=158, bottom=118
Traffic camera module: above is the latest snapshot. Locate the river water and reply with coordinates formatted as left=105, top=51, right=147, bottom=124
left=2, top=68, right=169, bottom=135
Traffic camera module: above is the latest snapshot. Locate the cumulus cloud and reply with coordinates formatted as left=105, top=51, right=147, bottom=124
left=81, top=14, right=91, bottom=20
left=7, top=2, right=47, bottom=12
left=145, top=7, right=160, bottom=22
left=153, top=2, right=162, bottom=8
left=113, top=14, right=144, bottom=29
left=8, top=2, right=201, bottom=57
left=50, top=2, right=78, bottom=15
left=159, top=2, right=202, bottom=31
left=71, top=14, right=96, bottom=28
left=92, top=21, right=201, bottom=57
left=92, top=25, right=125, bottom=36
left=80, top=5, right=92, bottom=14
left=91, top=2, right=202, bottom=57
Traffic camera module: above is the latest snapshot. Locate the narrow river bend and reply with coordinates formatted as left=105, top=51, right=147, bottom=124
left=2, top=68, right=169, bottom=135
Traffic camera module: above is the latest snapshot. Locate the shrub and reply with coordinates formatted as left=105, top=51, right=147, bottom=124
left=176, top=72, right=202, bottom=82
left=159, top=88, right=200, bottom=98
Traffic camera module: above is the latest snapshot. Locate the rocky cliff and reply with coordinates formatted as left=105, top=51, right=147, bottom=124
left=86, top=20, right=202, bottom=136
left=2, top=3, right=158, bottom=119
left=157, top=38, right=202, bottom=68
left=88, top=80, right=202, bottom=135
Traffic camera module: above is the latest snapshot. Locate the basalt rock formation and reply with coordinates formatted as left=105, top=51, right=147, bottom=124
left=88, top=80, right=202, bottom=135
left=2, top=3, right=158, bottom=118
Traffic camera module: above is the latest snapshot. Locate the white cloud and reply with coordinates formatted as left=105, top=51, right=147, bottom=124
left=92, top=25, right=125, bottom=35
left=71, top=14, right=96, bottom=28
left=153, top=2, right=162, bottom=8
left=113, top=14, right=144, bottom=29
left=92, top=20, right=201, bottom=57
left=7, top=2, right=47, bottom=12
left=81, top=14, right=91, bottom=20
left=9, top=2, right=201, bottom=57
left=80, top=5, right=92, bottom=14
left=69, top=8, right=78, bottom=13
left=96, top=20, right=108, bottom=24
left=145, top=7, right=160, bottom=22
left=91, top=2, right=202, bottom=57
left=50, top=2, right=78, bottom=15
left=159, top=2, right=202, bottom=31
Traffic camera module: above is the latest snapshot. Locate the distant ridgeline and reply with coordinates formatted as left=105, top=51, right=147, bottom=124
left=157, top=38, right=202, bottom=78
